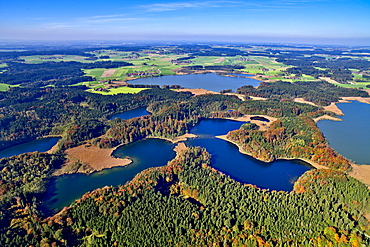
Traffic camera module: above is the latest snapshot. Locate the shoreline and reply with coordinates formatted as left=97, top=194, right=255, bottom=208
left=215, top=135, right=328, bottom=170
left=54, top=133, right=197, bottom=176
left=313, top=115, right=342, bottom=123
left=216, top=135, right=370, bottom=188
left=340, top=96, right=370, bottom=105
left=147, top=133, right=197, bottom=144
left=222, top=115, right=277, bottom=131
left=54, top=144, right=132, bottom=176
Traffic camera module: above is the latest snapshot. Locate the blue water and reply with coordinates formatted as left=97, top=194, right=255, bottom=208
left=130, top=73, right=260, bottom=92
left=0, top=137, right=60, bottom=159
left=317, top=101, right=370, bottom=165
left=109, top=106, right=150, bottom=120
left=186, top=119, right=312, bottom=191
left=41, top=118, right=313, bottom=214
left=41, top=138, right=175, bottom=215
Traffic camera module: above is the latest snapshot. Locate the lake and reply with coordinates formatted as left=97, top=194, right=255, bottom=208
left=185, top=119, right=312, bottom=191
left=41, top=119, right=312, bottom=215
left=0, top=137, right=60, bottom=159
left=41, top=138, right=176, bottom=215
left=317, top=101, right=370, bottom=165
left=130, top=73, right=261, bottom=92
left=109, top=106, right=150, bottom=120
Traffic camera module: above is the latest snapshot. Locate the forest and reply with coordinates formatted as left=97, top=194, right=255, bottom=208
left=236, top=80, right=368, bottom=106
left=0, top=147, right=369, bottom=246
left=226, top=116, right=351, bottom=170
left=0, top=61, right=133, bottom=87
left=0, top=44, right=369, bottom=246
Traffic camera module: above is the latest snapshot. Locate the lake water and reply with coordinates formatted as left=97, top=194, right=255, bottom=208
left=0, top=137, right=60, bottom=159
left=109, top=106, right=150, bottom=120
left=185, top=119, right=312, bottom=191
left=41, top=119, right=312, bottom=215
left=317, top=101, right=370, bottom=165
left=130, top=73, right=261, bottom=92
left=41, top=138, right=176, bottom=215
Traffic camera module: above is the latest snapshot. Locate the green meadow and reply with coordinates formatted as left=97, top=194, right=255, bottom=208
left=0, top=83, right=19, bottom=92
left=88, top=86, right=149, bottom=95
left=15, top=49, right=369, bottom=91
left=20, top=55, right=92, bottom=64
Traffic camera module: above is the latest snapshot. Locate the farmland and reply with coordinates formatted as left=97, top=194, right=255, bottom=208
left=5, top=45, right=369, bottom=94
left=87, top=86, right=149, bottom=95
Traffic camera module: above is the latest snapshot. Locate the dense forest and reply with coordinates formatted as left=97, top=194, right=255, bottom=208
left=0, top=44, right=369, bottom=246
left=0, top=87, right=192, bottom=151
left=227, top=116, right=351, bottom=170
left=0, top=147, right=368, bottom=246
left=236, top=80, right=369, bottom=106
left=0, top=61, right=133, bottom=87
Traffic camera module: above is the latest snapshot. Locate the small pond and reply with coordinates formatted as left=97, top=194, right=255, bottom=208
left=109, top=106, right=150, bottom=120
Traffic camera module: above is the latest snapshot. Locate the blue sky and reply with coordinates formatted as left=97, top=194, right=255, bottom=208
left=1, top=0, right=370, bottom=45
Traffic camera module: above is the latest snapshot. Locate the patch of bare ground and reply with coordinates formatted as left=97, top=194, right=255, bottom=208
left=101, top=69, right=117, bottom=78
left=224, top=93, right=247, bottom=101
left=215, top=58, right=225, bottom=63
left=174, top=142, right=187, bottom=154
left=223, top=114, right=277, bottom=131
left=55, top=144, right=131, bottom=175
left=150, top=133, right=197, bottom=144
left=323, top=102, right=344, bottom=115
left=294, top=98, right=318, bottom=106
left=294, top=98, right=345, bottom=116
left=249, top=96, right=268, bottom=101
left=341, top=96, right=370, bottom=104
left=313, top=115, right=342, bottom=122
left=350, top=164, right=370, bottom=189
left=320, top=76, right=339, bottom=84
left=175, top=88, right=219, bottom=95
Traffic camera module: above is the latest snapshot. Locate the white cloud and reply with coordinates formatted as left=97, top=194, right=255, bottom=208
left=140, top=1, right=239, bottom=12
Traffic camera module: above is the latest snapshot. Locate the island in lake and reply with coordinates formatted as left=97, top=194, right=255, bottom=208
left=0, top=43, right=369, bottom=247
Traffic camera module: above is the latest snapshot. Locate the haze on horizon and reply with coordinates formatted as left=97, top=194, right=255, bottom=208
left=1, top=0, right=370, bottom=46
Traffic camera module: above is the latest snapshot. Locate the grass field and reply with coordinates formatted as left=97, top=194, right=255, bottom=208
left=88, top=86, right=150, bottom=95
left=0, top=83, right=10, bottom=91
left=15, top=49, right=370, bottom=92
left=0, top=83, right=19, bottom=92
left=83, top=69, right=105, bottom=78
left=20, top=55, right=93, bottom=64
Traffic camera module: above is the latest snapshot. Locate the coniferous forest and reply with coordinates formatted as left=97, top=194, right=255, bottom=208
left=0, top=44, right=369, bottom=246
